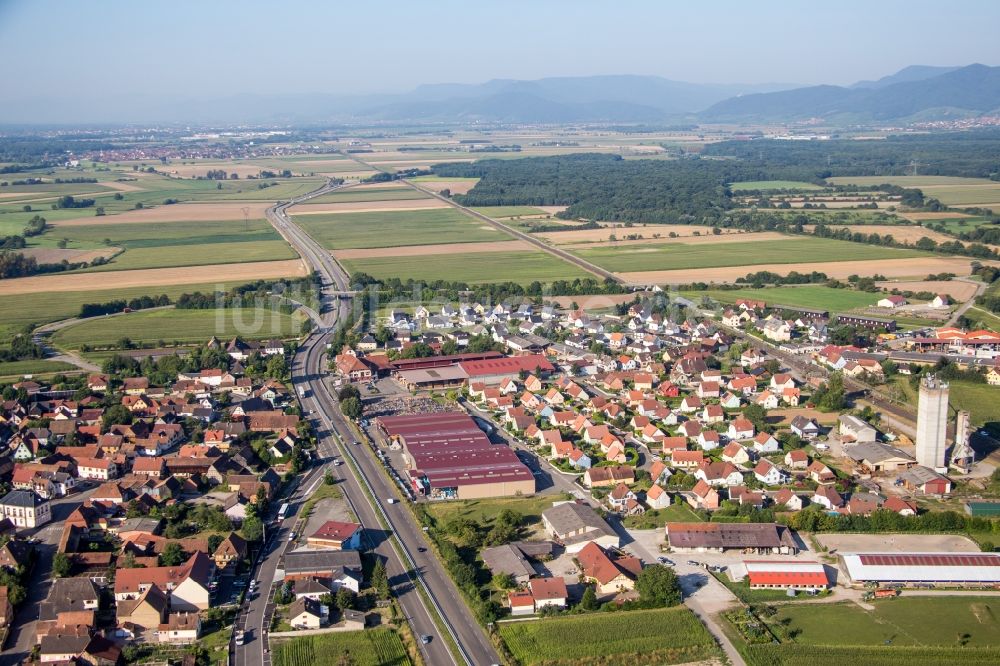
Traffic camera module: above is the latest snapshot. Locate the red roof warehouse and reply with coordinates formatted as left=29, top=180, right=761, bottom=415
left=459, top=355, right=554, bottom=384
left=377, top=412, right=534, bottom=500
left=743, top=560, right=831, bottom=589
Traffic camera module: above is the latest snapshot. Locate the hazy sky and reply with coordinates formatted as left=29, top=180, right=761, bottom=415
left=1, top=0, right=997, bottom=99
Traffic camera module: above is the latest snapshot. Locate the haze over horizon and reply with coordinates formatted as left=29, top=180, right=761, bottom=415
left=1, top=0, right=998, bottom=121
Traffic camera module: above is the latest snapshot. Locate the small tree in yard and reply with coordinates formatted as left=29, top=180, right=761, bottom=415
left=372, top=558, right=390, bottom=600
left=491, top=572, right=515, bottom=590
left=52, top=553, right=72, bottom=578
left=636, top=564, right=682, bottom=607
left=335, top=587, right=356, bottom=610
left=159, top=542, right=186, bottom=567
left=579, top=585, right=598, bottom=610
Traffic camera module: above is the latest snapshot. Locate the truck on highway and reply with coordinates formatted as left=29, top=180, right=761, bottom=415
left=297, top=386, right=307, bottom=398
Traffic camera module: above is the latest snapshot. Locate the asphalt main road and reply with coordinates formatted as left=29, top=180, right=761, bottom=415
left=234, top=182, right=499, bottom=666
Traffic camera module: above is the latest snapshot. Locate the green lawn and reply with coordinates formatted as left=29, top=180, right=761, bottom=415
left=683, top=286, right=881, bottom=312
left=625, top=501, right=704, bottom=529
left=769, top=598, right=1000, bottom=647
left=965, top=307, right=1000, bottom=333
left=340, top=249, right=588, bottom=284
left=272, top=628, right=411, bottom=666
left=498, top=606, right=720, bottom=665
left=294, top=208, right=511, bottom=250
left=572, top=237, right=929, bottom=273
left=730, top=180, right=826, bottom=191
left=424, top=494, right=562, bottom=527
left=742, top=644, right=1000, bottom=666
left=52, top=307, right=302, bottom=349
left=303, top=188, right=430, bottom=204
left=471, top=206, right=550, bottom=218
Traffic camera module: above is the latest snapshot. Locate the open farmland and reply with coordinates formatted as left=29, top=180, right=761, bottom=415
left=304, top=186, right=430, bottom=204
left=52, top=307, right=303, bottom=349
left=409, top=176, right=480, bottom=194
left=81, top=239, right=296, bottom=272
left=333, top=240, right=532, bottom=259
left=340, top=249, right=588, bottom=284
left=828, top=175, right=1000, bottom=209
left=498, top=606, right=720, bottom=665
left=570, top=236, right=928, bottom=273
left=272, top=629, right=411, bottom=666
left=51, top=202, right=272, bottom=226
left=293, top=208, right=508, bottom=249
left=290, top=199, right=449, bottom=215
left=0, top=260, right=306, bottom=296
left=0, top=360, right=77, bottom=379
left=874, top=279, right=979, bottom=300
left=684, top=285, right=882, bottom=311
left=538, top=225, right=759, bottom=244
left=618, top=256, right=991, bottom=285
left=470, top=206, right=551, bottom=218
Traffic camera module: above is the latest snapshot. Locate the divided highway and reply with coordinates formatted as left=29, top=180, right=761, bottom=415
left=236, top=182, right=500, bottom=666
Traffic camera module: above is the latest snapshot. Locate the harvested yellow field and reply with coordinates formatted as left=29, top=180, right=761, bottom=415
left=549, top=293, right=650, bottom=309
left=0, top=192, right=49, bottom=199
left=540, top=226, right=760, bottom=245
left=333, top=240, right=532, bottom=259
left=874, top=280, right=979, bottom=301
left=290, top=199, right=449, bottom=215
left=412, top=180, right=479, bottom=195
left=53, top=202, right=271, bottom=226
left=352, top=181, right=409, bottom=190
left=617, top=257, right=996, bottom=285
left=0, top=259, right=306, bottom=296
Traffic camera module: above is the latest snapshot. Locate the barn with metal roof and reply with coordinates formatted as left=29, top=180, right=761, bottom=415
left=842, top=552, right=1000, bottom=586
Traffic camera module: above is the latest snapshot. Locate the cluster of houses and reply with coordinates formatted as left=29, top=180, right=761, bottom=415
left=0, top=337, right=309, bottom=658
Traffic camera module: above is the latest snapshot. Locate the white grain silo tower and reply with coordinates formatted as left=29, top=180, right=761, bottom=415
left=916, top=375, right=949, bottom=470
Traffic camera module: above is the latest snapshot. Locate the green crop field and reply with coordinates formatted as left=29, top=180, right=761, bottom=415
left=341, top=249, right=588, bottom=284
left=730, top=180, right=825, bottom=191
left=36, top=219, right=281, bottom=252
left=78, top=240, right=295, bottom=272
left=472, top=206, right=550, bottom=218
left=272, top=628, right=411, bottom=666
left=0, top=282, right=244, bottom=335
left=682, top=286, right=881, bottom=312
left=302, top=188, right=430, bottom=204
left=52, top=307, right=302, bottom=349
left=499, top=606, right=720, bottom=665
left=828, top=176, right=1000, bottom=207
left=572, top=237, right=928, bottom=273
left=923, top=218, right=996, bottom=235
left=294, top=208, right=510, bottom=249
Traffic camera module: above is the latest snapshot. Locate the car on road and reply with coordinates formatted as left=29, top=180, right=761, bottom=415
left=420, top=635, right=433, bottom=645
left=657, top=557, right=674, bottom=566
left=417, top=547, right=426, bottom=553
left=234, top=630, right=245, bottom=646
left=686, top=560, right=699, bottom=566
left=288, top=532, right=296, bottom=542
left=387, top=498, right=397, bottom=504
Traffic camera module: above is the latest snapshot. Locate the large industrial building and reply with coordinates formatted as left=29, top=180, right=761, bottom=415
left=842, top=552, right=1000, bottom=586
left=916, top=375, right=949, bottom=469
left=377, top=412, right=534, bottom=500
left=458, top=354, right=554, bottom=384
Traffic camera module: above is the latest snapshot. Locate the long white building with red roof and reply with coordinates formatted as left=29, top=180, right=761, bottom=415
left=842, top=552, right=1000, bottom=585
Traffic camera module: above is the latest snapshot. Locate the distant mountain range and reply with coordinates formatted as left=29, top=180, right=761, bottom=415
left=701, top=64, right=1000, bottom=123
left=3, top=65, right=997, bottom=125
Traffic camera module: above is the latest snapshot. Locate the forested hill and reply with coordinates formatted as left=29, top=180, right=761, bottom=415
left=434, top=154, right=790, bottom=224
